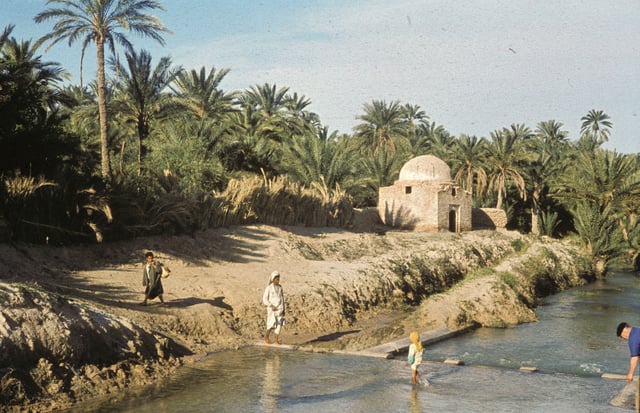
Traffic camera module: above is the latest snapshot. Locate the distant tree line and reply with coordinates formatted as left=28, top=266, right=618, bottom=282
left=1, top=0, right=639, bottom=277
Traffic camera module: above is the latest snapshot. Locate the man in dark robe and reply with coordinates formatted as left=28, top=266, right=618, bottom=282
left=141, top=251, right=164, bottom=305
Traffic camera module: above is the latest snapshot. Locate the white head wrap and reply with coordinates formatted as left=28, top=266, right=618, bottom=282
left=270, top=271, right=280, bottom=282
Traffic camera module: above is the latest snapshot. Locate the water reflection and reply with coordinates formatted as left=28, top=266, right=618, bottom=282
left=408, top=386, right=423, bottom=413
left=260, top=352, right=281, bottom=412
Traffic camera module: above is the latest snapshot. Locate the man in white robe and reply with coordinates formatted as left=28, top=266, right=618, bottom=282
left=263, top=271, right=285, bottom=344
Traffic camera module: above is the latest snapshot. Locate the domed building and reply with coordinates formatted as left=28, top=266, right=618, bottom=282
left=377, top=155, right=472, bottom=232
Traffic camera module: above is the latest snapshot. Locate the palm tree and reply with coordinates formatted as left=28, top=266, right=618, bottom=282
left=0, top=25, right=12, bottom=48
left=244, top=83, right=289, bottom=121
left=230, top=83, right=317, bottom=175
left=35, top=0, right=169, bottom=179
left=239, top=83, right=303, bottom=143
left=450, top=134, right=488, bottom=197
left=401, top=103, right=426, bottom=143
left=0, top=32, right=72, bottom=177
left=405, top=118, right=452, bottom=158
left=171, top=66, right=235, bottom=122
left=0, top=34, right=68, bottom=125
left=221, top=105, right=280, bottom=175
left=285, top=92, right=319, bottom=126
left=146, top=120, right=227, bottom=194
left=354, top=100, right=409, bottom=153
left=580, top=109, right=612, bottom=144
left=572, top=201, right=626, bottom=277
left=485, top=124, right=532, bottom=210
left=358, top=145, right=408, bottom=206
left=526, top=120, right=569, bottom=235
left=110, top=49, right=180, bottom=173
left=554, top=149, right=640, bottom=213
left=553, top=148, right=640, bottom=273
left=283, top=127, right=358, bottom=193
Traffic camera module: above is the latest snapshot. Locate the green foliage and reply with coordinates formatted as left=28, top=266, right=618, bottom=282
left=109, top=48, right=182, bottom=170
left=572, top=202, right=626, bottom=265
left=485, top=124, right=532, bottom=209
left=514, top=248, right=562, bottom=296
left=144, top=121, right=227, bottom=194
left=497, top=271, right=518, bottom=290
left=282, top=128, right=361, bottom=194
left=35, top=0, right=170, bottom=178
left=4, top=10, right=640, bottom=274
left=510, top=238, right=527, bottom=253
left=539, top=208, right=561, bottom=237
left=451, top=134, right=488, bottom=196
left=171, top=66, right=235, bottom=122
left=355, top=146, right=409, bottom=206
left=353, top=99, right=411, bottom=153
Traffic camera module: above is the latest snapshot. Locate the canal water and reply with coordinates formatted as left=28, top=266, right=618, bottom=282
left=70, top=270, right=640, bottom=412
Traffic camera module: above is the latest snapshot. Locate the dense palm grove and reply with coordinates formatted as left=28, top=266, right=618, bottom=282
left=1, top=1, right=640, bottom=276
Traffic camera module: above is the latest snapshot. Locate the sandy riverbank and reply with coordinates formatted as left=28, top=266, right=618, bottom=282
left=0, top=225, right=592, bottom=411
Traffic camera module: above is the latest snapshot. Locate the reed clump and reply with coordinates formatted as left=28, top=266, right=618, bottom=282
left=203, top=174, right=354, bottom=228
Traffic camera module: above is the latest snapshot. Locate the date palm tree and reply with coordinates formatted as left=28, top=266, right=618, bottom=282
left=0, top=34, right=68, bottom=127
left=283, top=127, right=358, bottom=193
left=231, top=83, right=316, bottom=174
left=358, top=145, right=408, bottom=206
left=239, top=83, right=303, bottom=143
left=0, top=32, right=71, bottom=177
left=401, top=103, right=426, bottom=143
left=485, top=124, right=532, bottom=210
left=554, top=149, right=640, bottom=215
left=580, top=109, right=612, bottom=144
left=245, top=83, right=289, bottom=118
left=354, top=100, right=409, bottom=153
left=526, top=120, right=569, bottom=235
left=171, top=66, right=235, bottom=122
left=110, top=48, right=180, bottom=173
left=450, top=134, right=488, bottom=197
left=0, top=25, right=11, bottom=48
left=553, top=148, right=640, bottom=274
left=35, top=0, right=169, bottom=179
left=406, top=118, right=451, bottom=158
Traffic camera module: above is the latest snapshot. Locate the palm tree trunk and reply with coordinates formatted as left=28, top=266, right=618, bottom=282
left=96, top=38, right=111, bottom=178
left=495, top=186, right=504, bottom=210
left=530, top=185, right=541, bottom=236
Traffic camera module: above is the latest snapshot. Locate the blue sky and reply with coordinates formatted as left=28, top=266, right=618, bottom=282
left=3, top=0, right=640, bottom=153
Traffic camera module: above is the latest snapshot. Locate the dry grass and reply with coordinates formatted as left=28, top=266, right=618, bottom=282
left=207, top=173, right=354, bottom=228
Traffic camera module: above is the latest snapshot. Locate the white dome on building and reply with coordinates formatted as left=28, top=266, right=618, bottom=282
left=398, top=155, right=451, bottom=181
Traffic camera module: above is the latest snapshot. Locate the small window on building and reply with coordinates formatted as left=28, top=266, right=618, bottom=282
left=405, top=186, right=412, bottom=194
left=451, top=188, right=456, bottom=196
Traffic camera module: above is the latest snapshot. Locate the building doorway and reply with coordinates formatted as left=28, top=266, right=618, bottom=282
left=449, top=206, right=458, bottom=232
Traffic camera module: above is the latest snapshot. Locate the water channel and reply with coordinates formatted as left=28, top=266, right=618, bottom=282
left=70, top=270, right=640, bottom=412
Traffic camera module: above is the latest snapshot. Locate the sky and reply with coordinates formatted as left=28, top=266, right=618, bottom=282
left=3, top=0, right=640, bottom=153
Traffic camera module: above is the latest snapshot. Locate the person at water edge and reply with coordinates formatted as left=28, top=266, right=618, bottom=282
left=141, top=251, right=165, bottom=306
left=408, top=331, right=423, bottom=385
left=263, top=271, right=285, bottom=345
left=617, top=322, right=640, bottom=382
